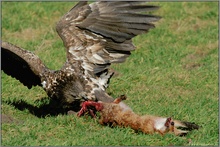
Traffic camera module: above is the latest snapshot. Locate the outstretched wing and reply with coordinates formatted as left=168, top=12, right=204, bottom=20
left=1, top=41, right=48, bottom=89
left=56, top=1, right=160, bottom=88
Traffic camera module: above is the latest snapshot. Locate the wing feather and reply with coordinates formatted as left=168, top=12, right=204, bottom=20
left=1, top=41, right=48, bottom=89
left=56, top=1, right=161, bottom=78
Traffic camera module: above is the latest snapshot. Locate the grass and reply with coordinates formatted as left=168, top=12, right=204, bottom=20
left=1, top=1, right=219, bottom=146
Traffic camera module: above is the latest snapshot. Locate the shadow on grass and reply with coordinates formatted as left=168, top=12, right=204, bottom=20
left=3, top=98, right=81, bottom=118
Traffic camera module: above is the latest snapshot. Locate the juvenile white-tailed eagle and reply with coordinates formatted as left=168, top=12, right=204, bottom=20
left=2, top=1, right=161, bottom=109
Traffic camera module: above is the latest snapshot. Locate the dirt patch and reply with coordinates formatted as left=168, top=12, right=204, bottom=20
left=1, top=114, right=23, bottom=124
left=181, top=41, right=217, bottom=70
left=183, top=63, right=203, bottom=70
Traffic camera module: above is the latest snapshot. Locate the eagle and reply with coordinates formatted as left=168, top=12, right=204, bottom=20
left=2, top=1, right=161, bottom=111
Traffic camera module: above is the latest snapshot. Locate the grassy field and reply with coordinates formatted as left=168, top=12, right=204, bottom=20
left=1, top=1, right=218, bottom=146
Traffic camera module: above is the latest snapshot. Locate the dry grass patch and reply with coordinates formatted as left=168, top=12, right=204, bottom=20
left=182, top=40, right=218, bottom=69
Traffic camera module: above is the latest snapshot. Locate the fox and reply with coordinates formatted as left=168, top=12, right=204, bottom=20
left=77, top=95, right=199, bottom=136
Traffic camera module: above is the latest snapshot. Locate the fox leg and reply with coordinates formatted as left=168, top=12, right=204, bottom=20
left=113, top=94, right=127, bottom=104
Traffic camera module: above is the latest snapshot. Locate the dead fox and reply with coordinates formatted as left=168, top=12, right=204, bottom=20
left=77, top=95, right=199, bottom=136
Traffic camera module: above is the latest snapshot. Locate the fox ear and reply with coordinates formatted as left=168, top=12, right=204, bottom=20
left=163, top=117, right=176, bottom=133
left=164, top=117, right=172, bottom=127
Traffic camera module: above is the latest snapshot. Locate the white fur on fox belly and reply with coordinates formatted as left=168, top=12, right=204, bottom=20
left=154, top=118, right=167, bottom=131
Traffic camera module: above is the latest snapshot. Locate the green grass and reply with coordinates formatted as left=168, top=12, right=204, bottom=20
left=1, top=1, right=218, bottom=146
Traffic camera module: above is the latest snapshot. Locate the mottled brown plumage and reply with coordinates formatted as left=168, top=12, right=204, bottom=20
left=1, top=1, right=160, bottom=109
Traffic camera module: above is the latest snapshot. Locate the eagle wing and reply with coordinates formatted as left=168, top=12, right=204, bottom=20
left=56, top=1, right=161, bottom=80
left=56, top=1, right=160, bottom=75
left=1, top=41, right=48, bottom=89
